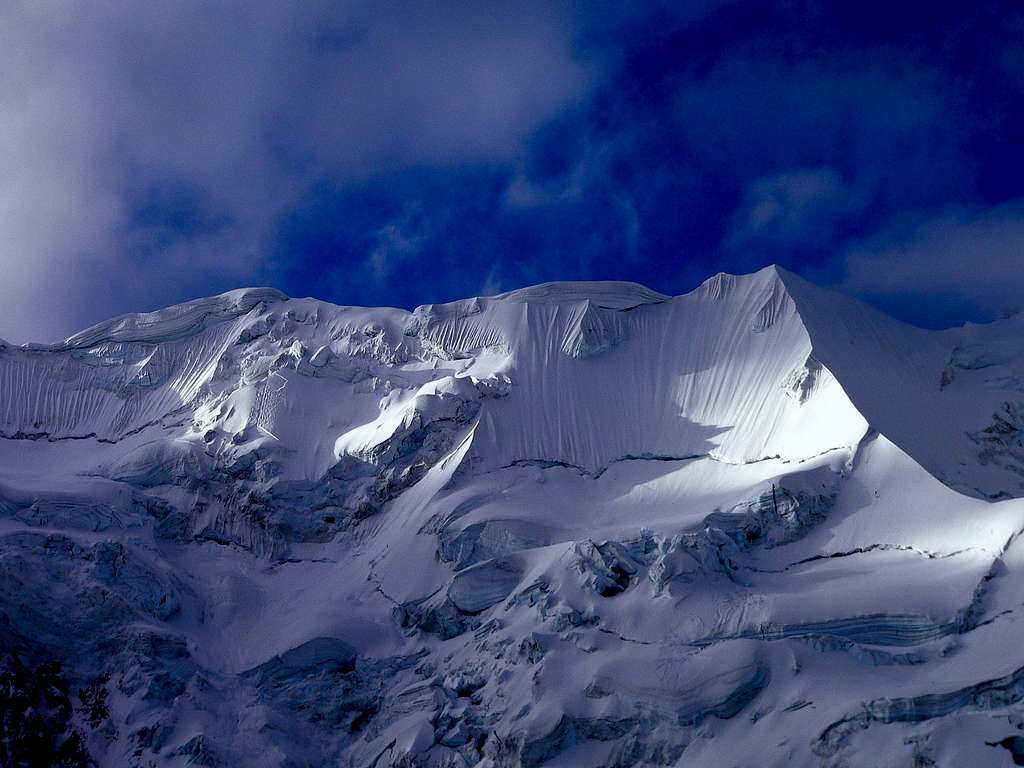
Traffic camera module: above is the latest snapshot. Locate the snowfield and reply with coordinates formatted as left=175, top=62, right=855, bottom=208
left=3, top=265, right=1024, bottom=766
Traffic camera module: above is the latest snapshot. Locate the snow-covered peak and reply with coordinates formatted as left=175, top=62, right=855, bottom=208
left=691, top=263, right=785, bottom=300
left=5, top=266, right=1024, bottom=767
left=61, top=287, right=289, bottom=349
left=490, top=279, right=668, bottom=309
left=3, top=266, right=1023, bottom=499
left=776, top=269, right=1024, bottom=498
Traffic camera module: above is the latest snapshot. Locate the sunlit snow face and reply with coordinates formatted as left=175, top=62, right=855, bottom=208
left=5, top=267, right=1024, bottom=766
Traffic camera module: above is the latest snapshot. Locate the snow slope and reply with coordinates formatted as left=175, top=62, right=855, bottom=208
left=3, top=266, right=1024, bottom=767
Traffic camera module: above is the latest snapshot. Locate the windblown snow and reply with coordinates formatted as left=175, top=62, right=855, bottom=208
left=4, top=266, right=1024, bottom=766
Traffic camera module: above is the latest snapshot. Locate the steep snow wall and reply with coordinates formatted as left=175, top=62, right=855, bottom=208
left=3, top=267, right=1021, bottom=496
left=781, top=269, right=1024, bottom=499
left=463, top=267, right=868, bottom=473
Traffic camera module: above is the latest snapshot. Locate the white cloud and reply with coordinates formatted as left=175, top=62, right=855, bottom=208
left=726, top=167, right=866, bottom=249
left=842, top=200, right=1024, bottom=320
left=0, top=1, right=597, bottom=342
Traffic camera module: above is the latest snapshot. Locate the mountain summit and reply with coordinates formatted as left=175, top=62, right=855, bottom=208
left=3, top=267, right=1024, bottom=766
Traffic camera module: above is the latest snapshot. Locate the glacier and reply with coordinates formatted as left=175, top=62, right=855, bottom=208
left=3, top=265, right=1024, bottom=766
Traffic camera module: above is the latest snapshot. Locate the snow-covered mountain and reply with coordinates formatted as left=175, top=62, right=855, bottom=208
left=3, top=265, right=1024, bottom=767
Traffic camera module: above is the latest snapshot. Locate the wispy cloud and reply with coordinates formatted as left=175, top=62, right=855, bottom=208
left=726, top=167, right=868, bottom=250
left=0, top=1, right=597, bottom=342
left=1, top=1, right=1022, bottom=338
left=842, top=200, right=1024, bottom=323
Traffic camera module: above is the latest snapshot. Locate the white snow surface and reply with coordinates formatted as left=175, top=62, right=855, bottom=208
left=3, top=265, right=1024, bottom=766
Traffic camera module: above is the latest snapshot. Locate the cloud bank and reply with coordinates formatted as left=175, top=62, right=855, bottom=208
left=0, top=1, right=594, bottom=341
left=844, top=202, right=1024, bottom=324
left=1, top=1, right=1022, bottom=340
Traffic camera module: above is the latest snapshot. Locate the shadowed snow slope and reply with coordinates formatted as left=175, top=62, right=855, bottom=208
left=3, top=266, right=1024, bottom=767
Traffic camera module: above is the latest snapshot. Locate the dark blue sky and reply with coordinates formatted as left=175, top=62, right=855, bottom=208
left=2, top=1, right=1022, bottom=341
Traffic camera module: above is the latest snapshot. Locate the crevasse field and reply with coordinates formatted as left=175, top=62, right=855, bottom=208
left=3, top=266, right=1024, bottom=766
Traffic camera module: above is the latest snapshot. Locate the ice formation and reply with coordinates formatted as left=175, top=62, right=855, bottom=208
left=3, top=266, right=1024, bottom=766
